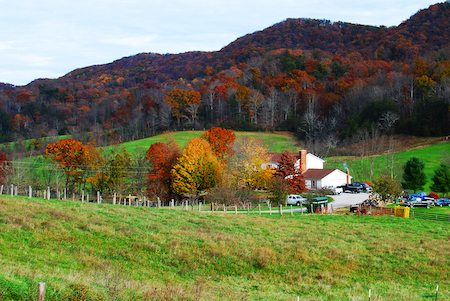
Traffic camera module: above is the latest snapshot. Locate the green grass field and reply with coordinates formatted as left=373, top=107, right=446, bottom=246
left=326, top=141, right=450, bottom=191
left=1, top=195, right=449, bottom=300
left=107, top=131, right=300, bottom=156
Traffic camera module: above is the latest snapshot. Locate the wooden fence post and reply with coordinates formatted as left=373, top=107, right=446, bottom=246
left=64, top=188, right=67, bottom=200
left=72, top=194, right=75, bottom=202
left=37, top=282, right=45, bottom=301
left=82, top=190, right=84, bottom=203
left=29, top=186, right=32, bottom=198
left=87, top=194, right=89, bottom=203
left=279, top=204, right=283, bottom=215
left=223, top=204, right=226, bottom=212
left=259, top=204, right=261, bottom=215
left=113, top=193, right=116, bottom=205
left=14, top=185, right=17, bottom=196
left=157, top=197, right=161, bottom=208
left=47, top=187, right=50, bottom=200
left=269, top=203, right=272, bottom=215
left=11, top=184, right=13, bottom=197
left=199, top=203, right=202, bottom=212
left=235, top=205, right=237, bottom=215
left=97, top=191, right=100, bottom=204
left=291, top=205, right=293, bottom=215
left=129, top=194, right=131, bottom=206
left=171, top=199, right=174, bottom=209
left=0, top=185, right=3, bottom=194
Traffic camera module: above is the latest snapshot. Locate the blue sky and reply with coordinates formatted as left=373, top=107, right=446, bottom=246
left=0, top=0, right=441, bottom=86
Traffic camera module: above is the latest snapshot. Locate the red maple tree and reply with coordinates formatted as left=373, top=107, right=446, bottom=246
left=145, top=140, right=181, bottom=199
left=201, top=127, right=236, bottom=162
left=276, top=150, right=306, bottom=193
left=0, top=152, right=11, bottom=185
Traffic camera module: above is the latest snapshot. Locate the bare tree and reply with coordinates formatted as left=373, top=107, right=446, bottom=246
left=185, top=103, right=200, bottom=128
left=249, top=90, right=263, bottom=125
left=263, top=88, right=278, bottom=128
left=284, top=88, right=298, bottom=117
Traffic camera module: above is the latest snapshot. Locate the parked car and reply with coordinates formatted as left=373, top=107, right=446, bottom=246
left=286, top=194, right=308, bottom=206
left=324, top=185, right=343, bottom=195
left=434, top=198, right=450, bottom=206
left=403, top=192, right=434, bottom=208
left=340, top=183, right=364, bottom=193
left=351, top=182, right=373, bottom=192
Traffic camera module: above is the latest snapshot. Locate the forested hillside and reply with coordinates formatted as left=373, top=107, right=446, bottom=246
left=1, top=2, right=450, bottom=157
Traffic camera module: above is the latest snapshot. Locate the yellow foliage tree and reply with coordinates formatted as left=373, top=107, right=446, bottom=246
left=226, top=137, right=274, bottom=189
left=171, top=138, right=222, bottom=197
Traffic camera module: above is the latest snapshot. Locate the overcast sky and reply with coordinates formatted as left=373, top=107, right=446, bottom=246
left=0, top=0, right=441, bottom=86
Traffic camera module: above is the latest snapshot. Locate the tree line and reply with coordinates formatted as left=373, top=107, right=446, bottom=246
left=0, top=3, right=450, bottom=155
left=373, top=156, right=450, bottom=200
left=0, top=128, right=305, bottom=206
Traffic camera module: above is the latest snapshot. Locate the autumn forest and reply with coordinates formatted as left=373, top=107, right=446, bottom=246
left=1, top=3, right=450, bottom=158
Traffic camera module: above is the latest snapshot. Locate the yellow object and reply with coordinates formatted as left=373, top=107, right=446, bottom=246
left=394, top=206, right=410, bottom=218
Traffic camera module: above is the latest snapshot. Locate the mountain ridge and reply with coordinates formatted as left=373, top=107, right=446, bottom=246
left=0, top=2, right=449, bottom=149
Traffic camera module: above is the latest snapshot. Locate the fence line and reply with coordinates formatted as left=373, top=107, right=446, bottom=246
left=33, top=282, right=446, bottom=301
left=3, top=185, right=450, bottom=222
left=411, top=210, right=450, bottom=223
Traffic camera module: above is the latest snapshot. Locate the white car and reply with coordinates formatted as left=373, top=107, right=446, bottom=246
left=325, top=185, right=343, bottom=195
left=286, top=194, right=308, bottom=206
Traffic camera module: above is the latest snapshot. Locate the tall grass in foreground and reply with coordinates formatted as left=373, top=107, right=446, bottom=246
left=0, top=196, right=449, bottom=300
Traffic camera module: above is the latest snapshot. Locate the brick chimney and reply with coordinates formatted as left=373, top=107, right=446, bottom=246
left=346, top=169, right=350, bottom=184
left=299, top=150, right=307, bottom=173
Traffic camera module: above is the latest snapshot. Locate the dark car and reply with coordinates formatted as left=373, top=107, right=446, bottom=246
left=340, top=183, right=364, bottom=193
left=434, top=198, right=450, bottom=206
left=351, top=182, right=373, bottom=192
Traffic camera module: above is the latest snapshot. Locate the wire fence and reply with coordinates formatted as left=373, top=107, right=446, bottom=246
left=411, top=210, right=450, bottom=223
left=361, top=285, right=447, bottom=301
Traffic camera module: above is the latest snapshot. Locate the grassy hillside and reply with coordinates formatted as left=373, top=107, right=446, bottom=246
left=326, top=141, right=450, bottom=191
left=109, top=131, right=300, bottom=156
left=0, top=196, right=449, bottom=300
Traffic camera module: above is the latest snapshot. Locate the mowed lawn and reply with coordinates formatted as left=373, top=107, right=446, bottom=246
left=109, top=130, right=301, bottom=155
left=0, top=195, right=449, bottom=300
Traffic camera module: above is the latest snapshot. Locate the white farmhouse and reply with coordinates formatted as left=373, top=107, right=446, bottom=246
left=268, top=150, right=352, bottom=190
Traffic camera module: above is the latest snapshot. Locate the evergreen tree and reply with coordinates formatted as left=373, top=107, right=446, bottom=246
left=430, top=163, right=450, bottom=196
left=401, top=157, right=427, bottom=193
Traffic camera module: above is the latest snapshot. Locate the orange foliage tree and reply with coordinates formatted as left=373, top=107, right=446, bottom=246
left=146, top=141, right=181, bottom=200
left=164, top=89, right=201, bottom=124
left=45, top=139, right=102, bottom=192
left=171, top=138, right=222, bottom=197
left=201, top=127, right=235, bottom=162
